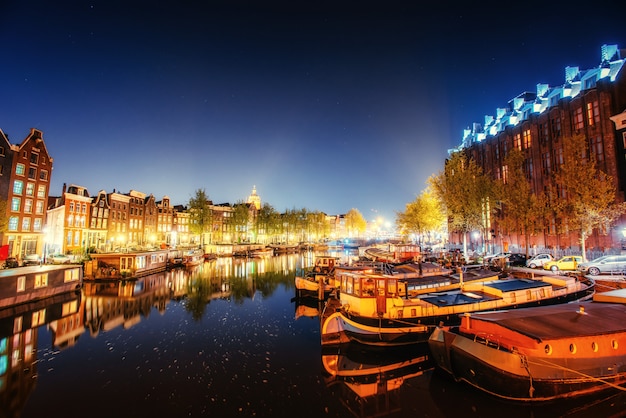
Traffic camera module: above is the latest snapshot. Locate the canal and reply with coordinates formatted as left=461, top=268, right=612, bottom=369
left=6, top=252, right=626, bottom=417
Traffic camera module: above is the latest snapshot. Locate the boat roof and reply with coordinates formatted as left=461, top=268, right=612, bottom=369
left=484, top=278, right=552, bottom=292
left=421, top=291, right=500, bottom=307
left=419, top=279, right=551, bottom=307
left=465, top=301, right=626, bottom=340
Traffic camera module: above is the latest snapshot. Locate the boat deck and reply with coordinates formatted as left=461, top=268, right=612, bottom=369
left=465, top=301, right=626, bottom=340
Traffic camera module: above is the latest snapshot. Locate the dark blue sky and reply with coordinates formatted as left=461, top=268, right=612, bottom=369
left=2, top=1, right=624, bottom=223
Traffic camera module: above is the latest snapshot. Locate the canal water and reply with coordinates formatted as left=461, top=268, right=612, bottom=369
left=6, top=252, right=626, bottom=418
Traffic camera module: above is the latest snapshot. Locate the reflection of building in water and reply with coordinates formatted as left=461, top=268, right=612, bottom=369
left=0, top=291, right=82, bottom=417
left=83, top=273, right=171, bottom=337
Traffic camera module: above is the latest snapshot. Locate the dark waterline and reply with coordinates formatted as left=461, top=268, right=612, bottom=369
left=6, top=252, right=626, bottom=418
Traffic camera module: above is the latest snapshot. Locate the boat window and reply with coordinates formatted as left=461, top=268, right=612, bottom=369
left=569, top=343, right=577, bottom=354
left=346, top=277, right=353, bottom=295
left=591, top=342, right=598, bottom=352
left=64, top=268, right=80, bottom=282
left=363, top=279, right=375, bottom=297
left=387, top=279, right=397, bottom=296
left=17, top=276, right=26, bottom=292
left=612, top=340, right=619, bottom=350
left=539, top=288, right=545, bottom=298
left=511, top=293, right=516, bottom=303
left=341, top=275, right=347, bottom=292
left=354, top=278, right=361, bottom=296
left=526, top=289, right=532, bottom=301
left=397, top=309, right=403, bottom=319
left=136, top=256, right=146, bottom=269
left=34, top=273, right=48, bottom=289
left=544, top=344, right=552, bottom=355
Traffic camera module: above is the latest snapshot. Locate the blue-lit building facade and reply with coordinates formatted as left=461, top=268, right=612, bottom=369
left=454, top=44, right=626, bottom=254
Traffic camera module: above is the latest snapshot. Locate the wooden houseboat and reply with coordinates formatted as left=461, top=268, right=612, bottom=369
left=84, top=249, right=169, bottom=279
left=0, top=264, right=83, bottom=309
left=361, top=243, right=421, bottom=263
left=321, top=269, right=594, bottom=347
left=428, top=289, right=626, bottom=402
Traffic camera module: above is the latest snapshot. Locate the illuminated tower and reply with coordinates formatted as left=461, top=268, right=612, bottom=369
left=247, top=185, right=261, bottom=210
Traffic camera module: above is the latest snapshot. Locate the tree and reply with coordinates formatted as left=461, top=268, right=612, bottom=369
left=345, top=208, right=367, bottom=237
left=429, top=151, right=499, bottom=259
left=254, top=203, right=281, bottom=243
left=396, top=188, right=446, bottom=244
left=499, top=148, right=548, bottom=257
left=231, top=201, right=251, bottom=243
left=188, top=189, right=212, bottom=246
left=552, top=133, right=626, bottom=261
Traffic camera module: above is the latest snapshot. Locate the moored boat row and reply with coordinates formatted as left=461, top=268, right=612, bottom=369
left=428, top=288, right=626, bottom=402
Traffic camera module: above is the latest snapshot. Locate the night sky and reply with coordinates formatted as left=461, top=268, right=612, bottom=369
left=2, top=1, right=624, bottom=223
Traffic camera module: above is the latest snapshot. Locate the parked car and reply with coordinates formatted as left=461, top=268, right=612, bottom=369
left=525, top=253, right=554, bottom=269
left=543, top=255, right=583, bottom=272
left=482, top=252, right=511, bottom=264
left=577, top=255, right=626, bottom=276
left=3, top=257, right=19, bottom=269
left=506, top=253, right=528, bottom=267
left=22, top=254, right=42, bottom=266
left=48, top=254, right=72, bottom=264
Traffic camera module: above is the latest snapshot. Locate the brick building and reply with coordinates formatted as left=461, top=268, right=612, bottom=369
left=455, top=44, right=626, bottom=254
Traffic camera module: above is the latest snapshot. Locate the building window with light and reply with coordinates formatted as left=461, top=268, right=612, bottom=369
left=35, top=200, right=44, bottom=214
left=586, top=101, right=600, bottom=126
left=8, top=217, right=18, bottom=231
left=574, top=107, right=584, bottom=131
left=37, top=185, right=45, bottom=198
left=13, top=180, right=23, bottom=195
left=24, top=199, right=33, bottom=213
left=26, top=183, right=34, bottom=196
left=513, top=133, right=521, bottom=150
left=11, top=198, right=20, bottom=212
left=15, top=163, right=25, bottom=176
left=522, top=129, right=531, bottom=149
left=22, top=218, right=30, bottom=231
left=33, top=218, right=42, bottom=231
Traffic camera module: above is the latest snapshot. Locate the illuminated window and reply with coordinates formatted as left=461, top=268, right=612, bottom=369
left=15, top=163, right=25, bottom=176
left=574, top=107, right=584, bottom=131
left=22, top=218, right=30, bottom=231
left=522, top=129, right=531, bottom=149
left=35, top=200, right=44, bottom=214
left=586, top=101, right=600, bottom=126
left=501, top=165, right=508, bottom=184
left=17, top=276, right=25, bottom=292
left=34, top=274, right=48, bottom=289
left=11, top=198, right=20, bottom=212
left=24, top=199, right=33, bottom=213
left=13, top=180, right=23, bottom=195
left=26, top=183, right=34, bottom=196
left=513, top=133, right=521, bottom=150
left=33, top=218, right=42, bottom=231
left=37, top=185, right=45, bottom=198
left=8, top=217, right=18, bottom=231
left=64, top=268, right=80, bottom=283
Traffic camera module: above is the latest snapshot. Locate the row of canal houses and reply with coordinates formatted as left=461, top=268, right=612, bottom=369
left=0, top=128, right=350, bottom=261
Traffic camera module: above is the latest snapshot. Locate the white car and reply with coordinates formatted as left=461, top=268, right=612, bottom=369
left=48, top=254, right=72, bottom=264
left=525, top=253, right=554, bottom=269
